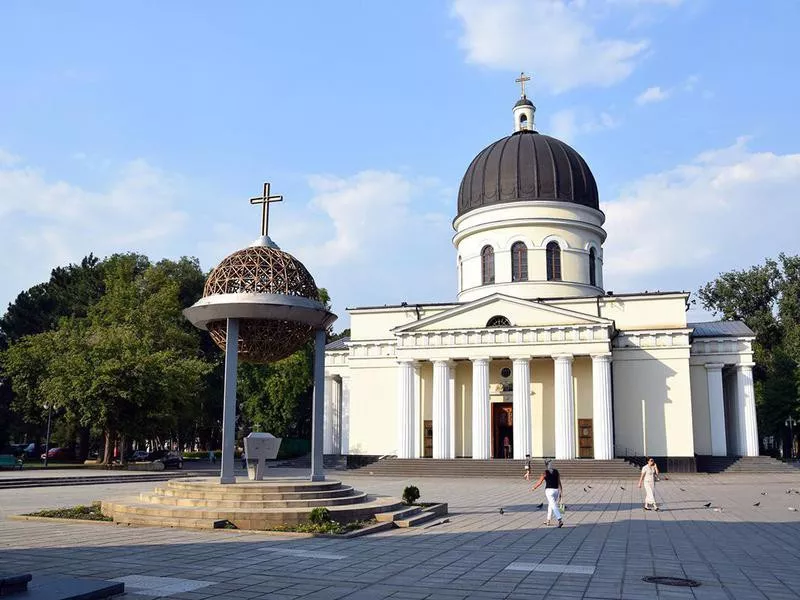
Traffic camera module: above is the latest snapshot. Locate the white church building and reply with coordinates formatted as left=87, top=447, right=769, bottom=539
left=323, top=85, right=759, bottom=471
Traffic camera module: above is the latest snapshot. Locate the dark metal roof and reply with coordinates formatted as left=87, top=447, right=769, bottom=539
left=514, top=97, right=534, bottom=108
left=689, top=321, right=755, bottom=338
left=457, top=130, right=599, bottom=218
left=325, top=337, right=350, bottom=351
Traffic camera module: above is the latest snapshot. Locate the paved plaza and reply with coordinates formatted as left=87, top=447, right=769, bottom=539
left=2, top=468, right=800, bottom=599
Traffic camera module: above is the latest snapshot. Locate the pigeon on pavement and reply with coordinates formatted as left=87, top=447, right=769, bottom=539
left=703, top=502, right=712, bottom=508
left=620, top=486, right=625, bottom=490
left=679, top=488, right=686, bottom=492
left=583, top=487, right=588, bottom=492
left=761, top=492, right=767, bottom=496
left=499, top=508, right=504, bottom=515
left=537, top=503, right=544, bottom=509
left=789, top=507, right=798, bottom=512
left=753, top=502, right=760, bottom=507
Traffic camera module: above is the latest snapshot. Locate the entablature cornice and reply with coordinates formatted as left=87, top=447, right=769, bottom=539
left=396, top=323, right=612, bottom=350
left=690, top=336, right=753, bottom=357
left=613, top=329, right=692, bottom=351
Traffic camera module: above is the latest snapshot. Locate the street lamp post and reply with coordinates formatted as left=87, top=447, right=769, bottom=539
left=786, top=416, right=798, bottom=462
left=43, top=404, right=52, bottom=468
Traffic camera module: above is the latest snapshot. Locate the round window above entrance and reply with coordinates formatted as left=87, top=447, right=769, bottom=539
left=500, top=367, right=512, bottom=379
left=486, top=315, right=511, bottom=327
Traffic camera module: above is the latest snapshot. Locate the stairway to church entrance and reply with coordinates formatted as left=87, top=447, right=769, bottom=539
left=351, top=458, right=641, bottom=478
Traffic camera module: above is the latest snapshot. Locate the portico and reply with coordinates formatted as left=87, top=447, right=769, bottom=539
left=392, top=349, right=614, bottom=460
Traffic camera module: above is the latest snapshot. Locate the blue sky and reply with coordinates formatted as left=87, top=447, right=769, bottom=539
left=1, top=0, right=799, bottom=330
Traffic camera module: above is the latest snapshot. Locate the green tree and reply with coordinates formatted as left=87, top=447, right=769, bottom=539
left=698, top=253, right=800, bottom=447
left=2, top=253, right=213, bottom=463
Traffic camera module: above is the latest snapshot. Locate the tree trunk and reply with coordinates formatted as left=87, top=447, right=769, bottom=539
left=119, top=433, right=127, bottom=465
left=101, top=430, right=113, bottom=465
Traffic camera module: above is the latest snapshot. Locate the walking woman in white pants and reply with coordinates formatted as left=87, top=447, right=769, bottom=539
left=531, top=460, right=564, bottom=527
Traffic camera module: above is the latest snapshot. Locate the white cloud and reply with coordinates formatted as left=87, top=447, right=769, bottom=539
left=0, top=149, right=21, bottom=166
left=0, top=155, right=188, bottom=307
left=451, top=0, right=651, bottom=92
left=548, top=108, right=620, bottom=143
left=603, top=138, right=800, bottom=292
left=635, top=85, right=670, bottom=104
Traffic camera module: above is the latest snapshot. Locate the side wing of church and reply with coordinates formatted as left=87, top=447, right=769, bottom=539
left=323, top=82, right=758, bottom=470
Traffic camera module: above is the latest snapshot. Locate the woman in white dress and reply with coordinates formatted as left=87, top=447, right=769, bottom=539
left=638, top=457, right=660, bottom=511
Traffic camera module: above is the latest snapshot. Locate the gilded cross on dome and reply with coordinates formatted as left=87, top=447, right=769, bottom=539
left=249, top=182, right=283, bottom=237
left=515, top=72, right=531, bottom=98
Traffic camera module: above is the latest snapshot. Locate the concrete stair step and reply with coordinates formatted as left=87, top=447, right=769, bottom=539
left=138, top=490, right=368, bottom=508
left=153, top=485, right=356, bottom=501
left=395, top=511, right=438, bottom=528
left=374, top=505, right=422, bottom=523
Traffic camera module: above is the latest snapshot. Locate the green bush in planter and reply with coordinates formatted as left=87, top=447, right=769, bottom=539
left=309, top=507, right=331, bottom=525
left=402, top=485, right=420, bottom=505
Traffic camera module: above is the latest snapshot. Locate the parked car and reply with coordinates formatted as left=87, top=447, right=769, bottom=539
left=40, top=447, right=75, bottom=461
left=146, top=450, right=183, bottom=469
left=128, top=450, right=149, bottom=462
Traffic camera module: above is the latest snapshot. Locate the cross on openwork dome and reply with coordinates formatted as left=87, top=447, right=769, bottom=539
left=249, top=182, right=283, bottom=237
left=515, top=72, right=531, bottom=98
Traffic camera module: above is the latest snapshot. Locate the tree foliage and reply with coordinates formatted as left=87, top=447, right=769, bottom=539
left=1, top=254, right=214, bottom=460
left=698, top=253, right=800, bottom=444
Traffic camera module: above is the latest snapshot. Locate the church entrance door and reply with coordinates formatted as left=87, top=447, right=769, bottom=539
left=492, top=403, right=513, bottom=459
left=578, top=418, right=593, bottom=458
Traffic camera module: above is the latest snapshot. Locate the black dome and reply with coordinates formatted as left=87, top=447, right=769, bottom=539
left=457, top=130, right=599, bottom=218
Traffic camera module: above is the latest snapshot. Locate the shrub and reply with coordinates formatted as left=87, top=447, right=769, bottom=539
left=308, top=507, right=331, bottom=525
left=402, top=485, right=420, bottom=505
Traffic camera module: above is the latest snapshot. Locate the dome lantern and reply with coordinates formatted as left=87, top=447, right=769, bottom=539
left=513, top=72, right=535, bottom=132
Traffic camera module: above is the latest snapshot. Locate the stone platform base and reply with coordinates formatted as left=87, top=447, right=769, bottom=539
left=102, top=477, right=404, bottom=530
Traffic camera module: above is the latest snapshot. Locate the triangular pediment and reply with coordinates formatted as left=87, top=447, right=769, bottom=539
left=393, top=293, right=614, bottom=333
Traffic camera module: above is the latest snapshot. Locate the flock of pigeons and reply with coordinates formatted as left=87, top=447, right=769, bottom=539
left=497, top=486, right=800, bottom=515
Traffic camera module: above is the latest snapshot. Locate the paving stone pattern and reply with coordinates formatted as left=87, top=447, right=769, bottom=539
left=2, top=470, right=800, bottom=599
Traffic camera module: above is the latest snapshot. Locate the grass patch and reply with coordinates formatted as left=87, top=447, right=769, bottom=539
left=24, top=502, right=112, bottom=522
left=269, top=518, right=375, bottom=535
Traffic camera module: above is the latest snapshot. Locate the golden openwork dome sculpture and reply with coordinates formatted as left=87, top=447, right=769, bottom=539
left=204, top=244, right=321, bottom=362
left=184, top=182, right=336, bottom=364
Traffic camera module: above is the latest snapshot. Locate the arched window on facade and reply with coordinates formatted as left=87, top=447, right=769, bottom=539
left=458, top=255, right=463, bottom=290
left=486, top=315, right=511, bottom=328
left=519, top=114, right=528, bottom=130
left=546, top=241, right=562, bottom=281
left=589, top=247, right=597, bottom=287
left=481, top=246, right=495, bottom=285
left=511, top=241, right=528, bottom=282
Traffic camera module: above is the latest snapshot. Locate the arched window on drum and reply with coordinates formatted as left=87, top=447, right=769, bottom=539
left=546, top=241, right=562, bottom=281
left=589, top=247, right=597, bottom=286
left=481, top=246, right=495, bottom=285
left=511, top=241, right=528, bottom=282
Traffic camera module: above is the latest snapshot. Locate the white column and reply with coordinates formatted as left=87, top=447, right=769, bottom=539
left=340, top=377, right=350, bottom=455
left=396, top=360, right=415, bottom=458
left=737, top=363, right=759, bottom=457
left=432, top=360, right=452, bottom=459
left=591, top=353, right=614, bottom=460
left=512, top=356, right=532, bottom=460
left=310, top=328, right=326, bottom=482
left=331, top=377, right=341, bottom=454
left=413, top=363, right=422, bottom=458
left=554, top=354, right=576, bottom=460
left=471, top=357, right=491, bottom=459
left=323, top=376, right=335, bottom=455
left=449, top=364, right=456, bottom=458
left=705, top=363, right=727, bottom=457
left=220, top=318, right=239, bottom=484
